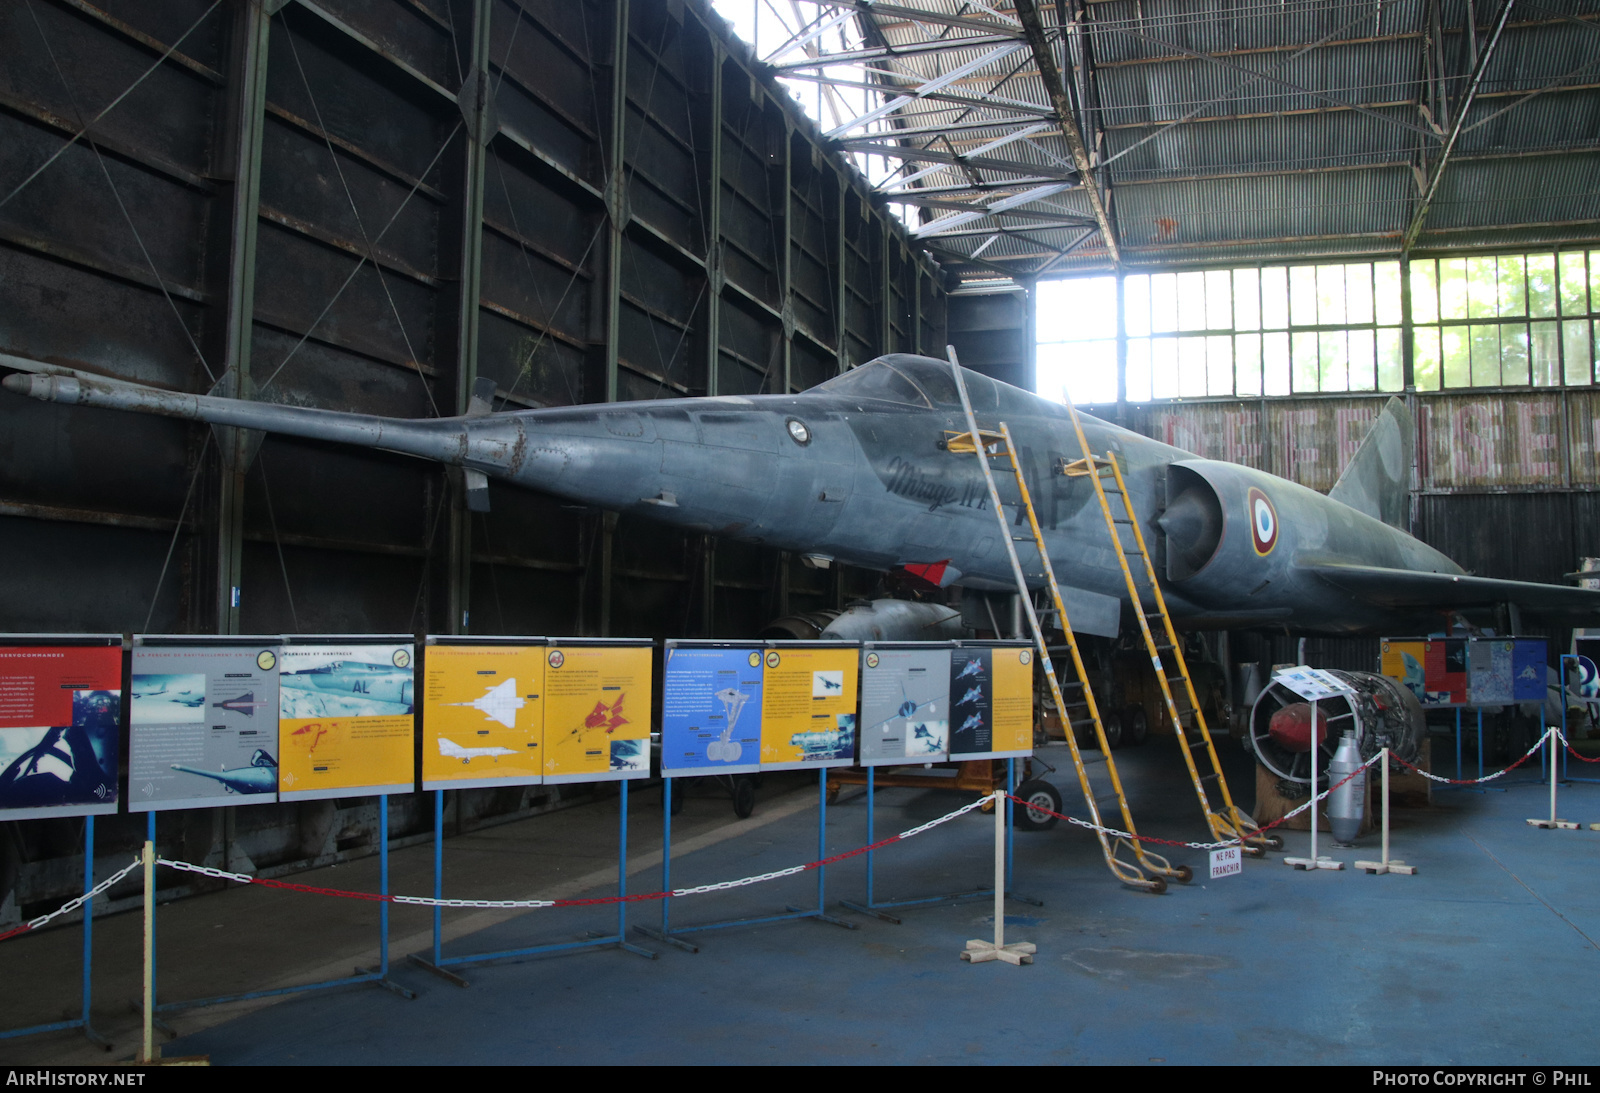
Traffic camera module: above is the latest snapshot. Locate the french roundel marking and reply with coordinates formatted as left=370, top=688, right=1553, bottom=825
left=1247, top=487, right=1278, bottom=556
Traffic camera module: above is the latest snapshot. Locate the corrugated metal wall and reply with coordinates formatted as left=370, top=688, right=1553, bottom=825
left=0, top=0, right=944, bottom=923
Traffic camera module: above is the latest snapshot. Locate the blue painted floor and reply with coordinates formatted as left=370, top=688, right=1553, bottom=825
left=166, top=741, right=1600, bottom=1065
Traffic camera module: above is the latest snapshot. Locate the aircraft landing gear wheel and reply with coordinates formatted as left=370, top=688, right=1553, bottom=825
left=1173, top=864, right=1193, bottom=883
left=1100, top=713, right=1123, bottom=750
left=1147, top=876, right=1167, bottom=895
left=1121, top=705, right=1148, bottom=748
left=732, top=777, right=756, bottom=819
left=1012, top=779, right=1062, bottom=831
left=1262, top=834, right=1284, bottom=851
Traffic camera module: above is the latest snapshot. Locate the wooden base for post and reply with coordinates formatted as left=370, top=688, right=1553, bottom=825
left=1283, top=856, right=1344, bottom=870
left=1526, top=818, right=1580, bottom=829
left=1354, top=859, right=1416, bottom=875
left=962, top=939, right=1036, bottom=965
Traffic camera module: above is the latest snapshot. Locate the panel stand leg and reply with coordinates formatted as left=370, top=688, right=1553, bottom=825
left=615, top=780, right=658, bottom=959
left=785, top=768, right=856, bottom=930
left=162, top=796, right=415, bottom=1013
left=635, top=776, right=699, bottom=951
left=3, top=816, right=117, bottom=1046
left=416, top=784, right=655, bottom=979
left=358, top=796, right=417, bottom=998
left=79, top=815, right=109, bottom=1048
left=647, top=770, right=855, bottom=945
left=839, top=766, right=999, bottom=919
left=1003, top=757, right=1043, bottom=906
left=839, top=768, right=903, bottom=923
left=408, top=791, right=469, bottom=985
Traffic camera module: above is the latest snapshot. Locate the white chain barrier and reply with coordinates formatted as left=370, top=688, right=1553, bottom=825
left=0, top=855, right=141, bottom=941
left=1391, top=726, right=1554, bottom=785
left=8, top=734, right=1571, bottom=940
left=1027, top=752, right=1385, bottom=850
left=147, top=794, right=996, bottom=911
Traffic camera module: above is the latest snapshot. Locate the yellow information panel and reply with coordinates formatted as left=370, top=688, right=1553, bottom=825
left=759, top=643, right=859, bottom=770
left=542, top=640, right=652, bottom=784
left=422, top=641, right=546, bottom=791
left=278, top=640, right=415, bottom=801
left=989, top=645, right=1034, bottom=758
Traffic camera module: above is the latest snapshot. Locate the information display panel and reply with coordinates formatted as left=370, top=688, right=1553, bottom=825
left=0, top=636, right=121, bottom=820
left=662, top=642, right=763, bottom=777
left=129, top=636, right=282, bottom=811
left=759, top=642, right=858, bottom=770
left=949, top=641, right=1034, bottom=761
left=542, top=639, right=652, bottom=784
left=1468, top=639, right=1548, bottom=706
left=422, top=638, right=546, bottom=791
left=278, top=637, right=415, bottom=801
left=1380, top=638, right=1467, bottom=707
left=987, top=642, right=1035, bottom=759
left=858, top=643, right=953, bottom=767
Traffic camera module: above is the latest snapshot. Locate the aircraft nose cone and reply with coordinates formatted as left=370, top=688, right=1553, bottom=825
left=1161, top=483, right=1224, bottom=576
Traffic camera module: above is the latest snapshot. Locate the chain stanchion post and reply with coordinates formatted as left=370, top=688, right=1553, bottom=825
left=1528, top=726, right=1578, bottom=829
left=962, top=791, right=1033, bottom=965
left=1356, top=748, right=1416, bottom=875
left=1284, top=696, right=1344, bottom=870
left=141, top=840, right=156, bottom=1065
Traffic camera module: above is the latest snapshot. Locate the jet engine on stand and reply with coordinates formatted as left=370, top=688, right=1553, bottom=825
left=1246, top=669, right=1425, bottom=796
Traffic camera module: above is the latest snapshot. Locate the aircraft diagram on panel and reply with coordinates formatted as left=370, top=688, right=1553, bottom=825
left=445, top=678, right=526, bottom=729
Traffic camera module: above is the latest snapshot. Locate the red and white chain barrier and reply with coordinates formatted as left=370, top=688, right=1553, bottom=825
left=1390, top=726, right=1553, bottom=785
left=0, top=855, right=141, bottom=944
left=144, top=793, right=995, bottom=912
left=1557, top=728, right=1600, bottom=765
left=6, top=731, right=1592, bottom=944
left=1008, top=751, right=1383, bottom=851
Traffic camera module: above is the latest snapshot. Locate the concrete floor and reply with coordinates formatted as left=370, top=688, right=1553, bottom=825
left=3, top=737, right=1599, bottom=1065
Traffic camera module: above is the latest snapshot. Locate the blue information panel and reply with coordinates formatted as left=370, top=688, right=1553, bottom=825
left=1467, top=638, right=1548, bottom=705
left=661, top=642, right=764, bottom=777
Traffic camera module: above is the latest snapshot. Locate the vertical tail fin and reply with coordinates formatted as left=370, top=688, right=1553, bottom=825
left=1329, top=396, right=1413, bottom=530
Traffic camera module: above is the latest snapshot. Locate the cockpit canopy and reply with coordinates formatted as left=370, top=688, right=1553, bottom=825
left=813, top=354, right=1067, bottom=421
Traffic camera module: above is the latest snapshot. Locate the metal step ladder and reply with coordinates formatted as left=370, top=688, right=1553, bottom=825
left=1059, top=400, right=1279, bottom=855
left=945, top=351, right=1182, bottom=893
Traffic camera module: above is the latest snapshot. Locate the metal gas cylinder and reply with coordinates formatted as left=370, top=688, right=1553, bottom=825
left=1326, top=730, right=1366, bottom=845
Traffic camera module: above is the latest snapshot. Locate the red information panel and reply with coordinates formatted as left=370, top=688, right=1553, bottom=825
left=0, top=639, right=122, bottom=819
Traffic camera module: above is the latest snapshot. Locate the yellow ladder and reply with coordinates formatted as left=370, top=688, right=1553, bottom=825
left=1060, top=401, right=1278, bottom=854
left=946, top=354, right=1180, bottom=892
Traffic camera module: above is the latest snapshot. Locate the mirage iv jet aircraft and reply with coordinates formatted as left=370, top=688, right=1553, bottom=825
left=6, top=353, right=1599, bottom=635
